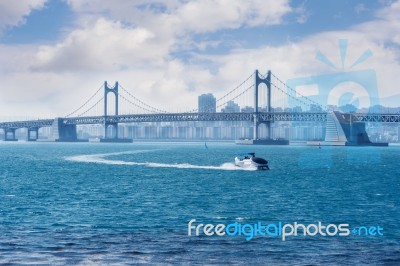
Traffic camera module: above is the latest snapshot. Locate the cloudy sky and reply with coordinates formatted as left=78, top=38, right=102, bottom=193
left=0, top=0, right=399, bottom=118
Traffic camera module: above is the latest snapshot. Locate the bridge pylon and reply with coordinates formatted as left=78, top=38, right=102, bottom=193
left=104, top=81, right=119, bottom=139
left=253, top=69, right=272, bottom=140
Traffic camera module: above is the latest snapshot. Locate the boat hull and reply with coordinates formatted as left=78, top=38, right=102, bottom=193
left=234, top=157, right=269, bottom=170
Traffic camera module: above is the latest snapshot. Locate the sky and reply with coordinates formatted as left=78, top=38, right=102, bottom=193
left=0, top=0, right=400, bottom=119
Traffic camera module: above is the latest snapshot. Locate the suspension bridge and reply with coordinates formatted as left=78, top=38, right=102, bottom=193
left=0, top=70, right=399, bottom=143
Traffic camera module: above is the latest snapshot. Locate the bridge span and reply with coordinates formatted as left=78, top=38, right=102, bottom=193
left=0, top=112, right=399, bottom=141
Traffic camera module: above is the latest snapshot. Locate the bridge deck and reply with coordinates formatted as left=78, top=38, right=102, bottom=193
left=0, top=112, right=399, bottom=129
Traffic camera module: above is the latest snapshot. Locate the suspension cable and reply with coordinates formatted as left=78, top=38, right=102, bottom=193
left=73, top=96, right=104, bottom=117
left=216, top=83, right=254, bottom=110
left=119, top=94, right=160, bottom=114
left=119, top=84, right=167, bottom=113
left=270, top=72, right=327, bottom=111
left=186, top=72, right=255, bottom=113
left=65, top=84, right=103, bottom=117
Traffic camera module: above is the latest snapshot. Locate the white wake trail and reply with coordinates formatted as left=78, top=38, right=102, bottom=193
left=65, top=151, right=256, bottom=171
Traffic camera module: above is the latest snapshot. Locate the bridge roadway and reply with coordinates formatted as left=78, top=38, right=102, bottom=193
left=0, top=112, right=400, bottom=129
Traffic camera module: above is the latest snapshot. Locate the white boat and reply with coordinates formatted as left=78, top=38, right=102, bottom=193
left=234, top=152, right=269, bottom=170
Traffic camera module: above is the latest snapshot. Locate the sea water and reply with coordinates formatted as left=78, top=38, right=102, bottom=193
left=0, top=142, right=399, bottom=265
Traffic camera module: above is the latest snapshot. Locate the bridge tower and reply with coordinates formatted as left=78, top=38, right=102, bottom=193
left=253, top=70, right=272, bottom=140
left=104, top=81, right=119, bottom=139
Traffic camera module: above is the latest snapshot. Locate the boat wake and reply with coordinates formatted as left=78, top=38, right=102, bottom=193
left=65, top=151, right=257, bottom=171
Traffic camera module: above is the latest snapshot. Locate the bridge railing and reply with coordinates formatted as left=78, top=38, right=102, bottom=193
left=0, top=119, right=54, bottom=129
left=352, top=113, right=400, bottom=123
left=63, top=112, right=329, bottom=124
left=1, top=112, right=399, bottom=129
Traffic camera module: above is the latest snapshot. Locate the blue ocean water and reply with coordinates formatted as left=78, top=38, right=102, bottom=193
left=0, top=142, right=399, bottom=265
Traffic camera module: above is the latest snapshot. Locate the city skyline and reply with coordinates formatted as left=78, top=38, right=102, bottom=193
left=196, top=91, right=400, bottom=114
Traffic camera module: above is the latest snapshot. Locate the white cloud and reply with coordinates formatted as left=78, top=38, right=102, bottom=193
left=1, top=0, right=400, bottom=118
left=0, top=0, right=47, bottom=31
left=293, top=2, right=309, bottom=24
left=62, top=0, right=293, bottom=59
left=173, top=0, right=292, bottom=32
left=33, top=18, right=165, bottom=72
left=65, top=0, right=292, bottom=32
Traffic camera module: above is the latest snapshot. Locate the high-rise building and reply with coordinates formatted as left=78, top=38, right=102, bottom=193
left=198, top=93, right=216, bottom=113
left=241, top=106, right=254, bottom=113
left=221, top=100, right=240, bottom=113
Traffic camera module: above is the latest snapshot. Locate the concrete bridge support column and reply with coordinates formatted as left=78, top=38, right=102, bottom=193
left=28, top=127, right=39, bottom=141
left=266, top=121, right=272, bottom=139
left=104, top=122, right=119, bottom=139
left=4, top=128, right=17, bottom=141
left=51, top=118, right=77, bottom=141
left=254, top=121, right=272, bottom=140
left=253, top=115, right=258, bottom=140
